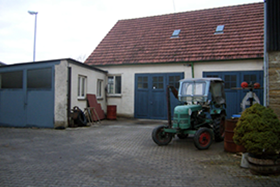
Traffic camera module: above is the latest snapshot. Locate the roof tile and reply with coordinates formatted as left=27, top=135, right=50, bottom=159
left=86, top=2, right=264, bottom=66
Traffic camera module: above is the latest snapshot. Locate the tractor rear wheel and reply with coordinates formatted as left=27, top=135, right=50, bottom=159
left=213, top=114, right=225, bottom=142
left=194, top=127, right=213, bottom=150
left=152, top=125, right=172, bottom=146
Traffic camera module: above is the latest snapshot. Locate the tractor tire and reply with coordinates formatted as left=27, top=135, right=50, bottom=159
left=74, top=110, right=87, bottom=126
left=194, top=127, right=213, bottom=150
left=177, top=134, right=189, bottom=139
left=152, top=125, right=172, bottom=146
left=213, top=114, right=226, bottom=142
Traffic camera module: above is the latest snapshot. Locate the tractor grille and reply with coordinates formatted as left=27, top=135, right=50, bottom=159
left=173, top=113, right=188, bottom=119
left=180, top=114, right=189, bottom=119
left=173, top=112, right=190, bottom=129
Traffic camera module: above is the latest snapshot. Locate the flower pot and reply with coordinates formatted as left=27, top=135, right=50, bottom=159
left=247, top=154, right=280, bottom=175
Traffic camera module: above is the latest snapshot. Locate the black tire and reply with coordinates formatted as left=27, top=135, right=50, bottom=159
left=177, top=134, right=189, bottom=139
left=213, top=114, right=225, bottom=142
left=152, top=125, right=172, bottom=146
left=194, top=127, right=213, bottom=150
left=76, top=111, right=87, bottom=126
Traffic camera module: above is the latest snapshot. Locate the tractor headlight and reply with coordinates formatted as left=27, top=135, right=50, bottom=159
left=188, top=108, right=192, bottom=116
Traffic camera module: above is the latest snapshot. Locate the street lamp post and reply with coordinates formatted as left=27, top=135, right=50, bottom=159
left=28, top=11, right=38, bottom=62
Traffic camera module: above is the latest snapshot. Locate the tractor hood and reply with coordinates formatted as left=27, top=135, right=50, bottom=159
left=174, top=105, right=202, bottom=114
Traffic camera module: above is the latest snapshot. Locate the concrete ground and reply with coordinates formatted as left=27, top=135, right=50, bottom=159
left=0, top=118, right=279, bottom=187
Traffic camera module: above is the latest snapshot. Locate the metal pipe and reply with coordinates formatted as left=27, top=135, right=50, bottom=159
left=191, top=62, right=194, bottom=78
left=28, top=11, right=38, bottom=62
left=33, top=14, right=37, bottom=62
left=166, top=86, right=172, bottom=127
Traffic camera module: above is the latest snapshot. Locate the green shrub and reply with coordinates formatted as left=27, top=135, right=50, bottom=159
left=233, top=103, right=280, bottom=156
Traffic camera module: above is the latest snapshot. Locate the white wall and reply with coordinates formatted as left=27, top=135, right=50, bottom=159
left=54, top=60, right=68, bottom=127
left=68, top=62, right=107, bottom=113
left=98, top=59, right=263, bottom=118
left=54, top=60, right=107, bottom=127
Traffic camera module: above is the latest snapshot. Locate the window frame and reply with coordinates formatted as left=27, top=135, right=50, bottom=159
left=0, top=70, right=23, bottom=89
left=97, top=79, right=103, bottom=99
left=27, top=67, right=52, bottom=90
left=78, top=75, right=87, bottom=99
left=107, top=75, right=122, bottom=96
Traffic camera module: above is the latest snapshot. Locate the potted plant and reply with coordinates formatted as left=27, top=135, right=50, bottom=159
left=233, top=103, right=280, bottom=175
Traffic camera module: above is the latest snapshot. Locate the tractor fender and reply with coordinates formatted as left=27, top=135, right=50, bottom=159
left=201, top=119, right=213, bottom=129
left=202, top=123, right=213, bottom=129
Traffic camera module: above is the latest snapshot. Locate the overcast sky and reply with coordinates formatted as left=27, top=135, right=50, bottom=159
left=0, top=0, right=263, bottom=64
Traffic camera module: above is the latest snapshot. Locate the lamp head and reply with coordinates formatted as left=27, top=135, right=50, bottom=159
left=28, top=11, right=38, bottom=15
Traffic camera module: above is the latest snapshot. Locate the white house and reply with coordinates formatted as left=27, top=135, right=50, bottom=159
left=85, top=2, right=264, bottom=119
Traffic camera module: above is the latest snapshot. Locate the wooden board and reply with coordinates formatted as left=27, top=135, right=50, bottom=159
left=86, top=94, right=105, bottom=121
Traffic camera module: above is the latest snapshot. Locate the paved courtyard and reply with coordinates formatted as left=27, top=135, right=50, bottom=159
left=1, top=118, right=280, bottom=187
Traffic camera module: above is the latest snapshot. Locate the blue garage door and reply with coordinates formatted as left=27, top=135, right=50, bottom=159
left=135, top=72, right=184, bottom=120
left=203, top=71, right=263, bottom=118
left=0, top=66, right=55, bottom=128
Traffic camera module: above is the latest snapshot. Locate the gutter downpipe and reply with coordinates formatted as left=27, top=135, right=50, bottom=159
left=263, top=1, right=268, bottom=107
left=191, top=62, right=194, bottom=78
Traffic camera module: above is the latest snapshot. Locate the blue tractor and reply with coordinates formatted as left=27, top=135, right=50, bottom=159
left=152, top=78, right=226, bottom=150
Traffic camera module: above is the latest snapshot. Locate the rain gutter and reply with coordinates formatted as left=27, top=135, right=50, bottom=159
left=263, top=1, right=268, bottom=107
left=191, top=62, right=194, bottom=78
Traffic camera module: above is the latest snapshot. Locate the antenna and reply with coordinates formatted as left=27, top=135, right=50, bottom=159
left=172, top=0, right=176, bottom=12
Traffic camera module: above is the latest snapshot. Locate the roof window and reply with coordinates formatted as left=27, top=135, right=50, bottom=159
left=171, top=29, right=180, bottom=38
left=214, top=25, right=224, bottom=34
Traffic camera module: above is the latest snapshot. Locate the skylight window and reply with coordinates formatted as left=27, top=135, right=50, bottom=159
left=214, top=25, right=224, bottom=34
left=171, top=29, right=181, bottom=38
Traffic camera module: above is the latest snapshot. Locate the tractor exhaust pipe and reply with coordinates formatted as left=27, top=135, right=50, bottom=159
left=167, top=85, right=178, bottom=127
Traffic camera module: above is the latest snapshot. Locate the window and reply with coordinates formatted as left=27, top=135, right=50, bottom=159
left=214, top=25, right=224, bottom=34
left=0, top=71, right=23, bottom=89
left=27, top=68, right=52, bottom=89
left=168, top=75, right=181, bottom=89
left=78, top=75, right=87, bottom=99
left=152, top=76, right=163, bottom=89
left=97, top=79, right=103, bottom=98
left=182, top=82, right=205, bottom=96
left=107, top=75, right=121, bottom=94
left=171, top=29, right=181, bottom=38
left=224, top=75, right=236, bottom=89
left=244, top=74, right=257, bottom=84
left=137, top=76, right=148, bottom=89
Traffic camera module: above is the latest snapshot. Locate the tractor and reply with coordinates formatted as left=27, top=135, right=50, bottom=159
left=152, top=78, right=226, bottom=150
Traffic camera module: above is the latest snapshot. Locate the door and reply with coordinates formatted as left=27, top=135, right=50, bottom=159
left=0, top=66, right=55, bottom=128
left=150, top=74, right=166, bottom=119
left=26, top=67, right=54, bottom=128
left=203, top=70, right=263, bottom=118
left=135, top=72, right=184, bottom=119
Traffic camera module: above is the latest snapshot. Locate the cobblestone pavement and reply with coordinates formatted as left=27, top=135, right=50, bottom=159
left=1, top=118, right=280, bottom=187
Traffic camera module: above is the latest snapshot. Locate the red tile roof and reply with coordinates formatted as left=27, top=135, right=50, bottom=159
left=85, top=2, right=264, bottom=66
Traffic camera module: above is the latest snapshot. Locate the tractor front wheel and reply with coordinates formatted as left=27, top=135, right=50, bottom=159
left=152, top=125, right=172, bottom=146
left=194, top=127, right=213, bottom=150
